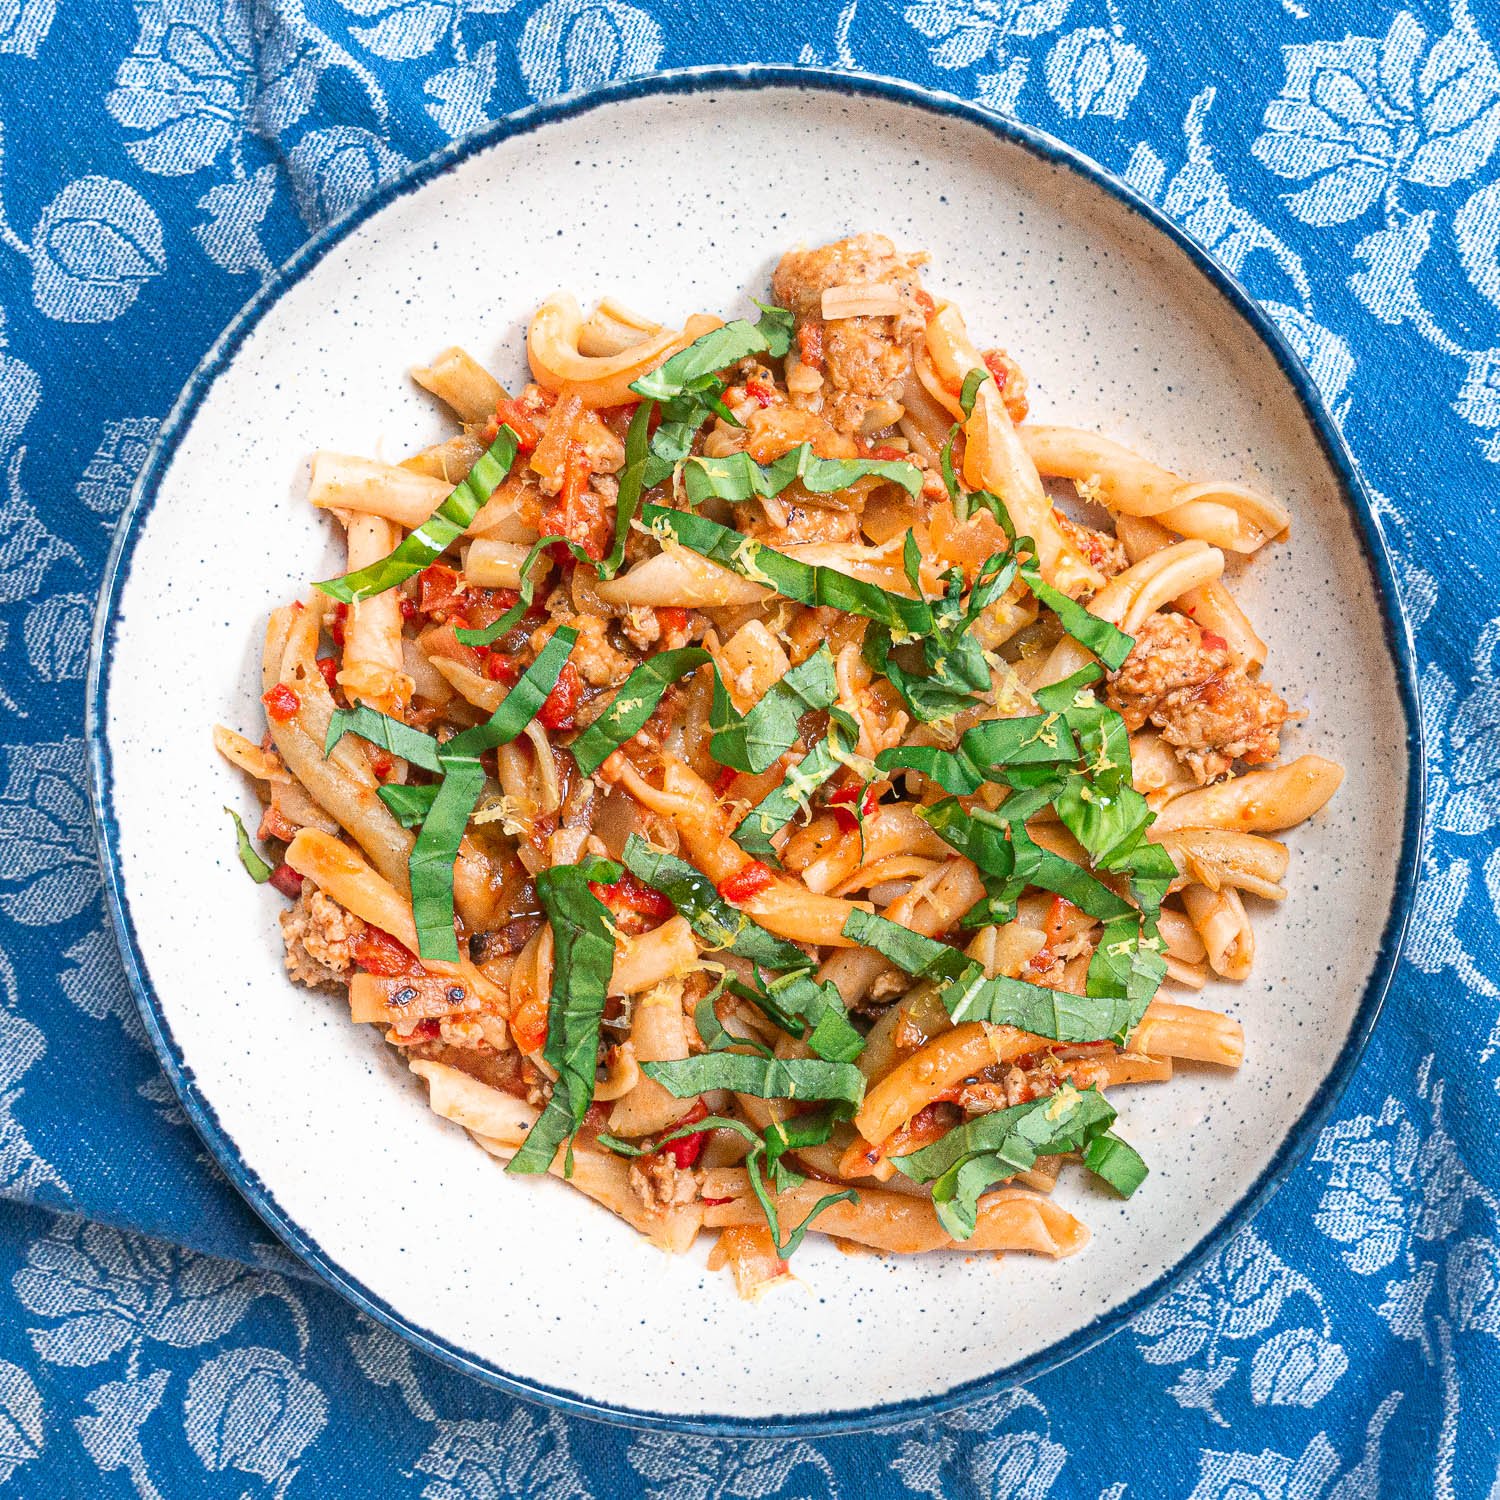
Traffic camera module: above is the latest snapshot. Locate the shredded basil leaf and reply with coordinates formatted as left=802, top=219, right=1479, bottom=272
left=1032, top=664, right=1105, bottom=711
left=224, top=807, right=272, bottom=883
left=604, top=396, right=654, bottom=575
left=920, top=800, right=1133, bottom=924
left=568, top=648, right=715, bottom=777
left=643, top=505, right=933, bottom=637
left=840, top=909, right=970, bottom=983
left=324, top=706, right=444, bottom=774
left=407, top=628, right=577, bottom=961
left=507, top=856, right=622, bottom=1177
left=376, top=782, right=439, bottom=828
left=621, top=836, right=810, bottom=973
left=683, top=444, right=922, bottom=507
left=840, top=909, right=1132, bottom=1043
left=875, top=711, right=1077, bottom=796
left=316, top=426, right=521, bottom=604
left=711, top=644, right=838, bottom=774
left=407, top=764, right=487, bottom=964
left=959, top=368, right=988, bottom=417
left=596, top=1112, right=746, bottom=1158
left=453, top=535, right=594, bottom=648
left=1028, top=571, right=1135, bottom=670
left=1083, top=1131, right=1149, bottom=1197
left=864, top=549, right=1018, bottom=724
left=731, top=708, right=859, bottom=861
left=891, top=1085, right=1121, bottom=1240
left=752, top=1161, right=859, bottom=1259
left=629, top=308, right=793, bottom=404
left=726, top=968, right=864, bottom=1064
left=642, top=1052, right=866, bottom=1108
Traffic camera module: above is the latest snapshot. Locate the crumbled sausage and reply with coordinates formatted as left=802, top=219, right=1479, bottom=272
left=772, top=235, right=928, bottom=436
left=621, top=606, right=660, bottom=653
left=1054, top=510, right=1128, bottom=581
left=541, top=610, right=634, bottom=688
left=1106, top=611, right=1290, bottom=782
left=280, top=888, right=365, bottom=989
left=629, top=1154, right=699, bottom=1212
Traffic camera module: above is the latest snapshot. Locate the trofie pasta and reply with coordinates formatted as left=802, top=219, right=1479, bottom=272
left=218, top=234, right=1343, bottom=1294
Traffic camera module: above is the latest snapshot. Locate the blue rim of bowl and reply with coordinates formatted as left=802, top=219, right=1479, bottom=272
left=86, top=63, right=1424, bottom=1438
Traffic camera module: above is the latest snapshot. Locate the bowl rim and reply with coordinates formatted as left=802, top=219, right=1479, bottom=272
left=85, top=63, right=1425, bottom=1438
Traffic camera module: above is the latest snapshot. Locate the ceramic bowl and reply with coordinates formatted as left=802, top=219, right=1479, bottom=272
left=88, top=68, right=1421, bottom=1435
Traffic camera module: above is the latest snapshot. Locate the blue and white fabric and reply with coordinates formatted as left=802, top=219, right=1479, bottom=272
left=0, top=1, right=1496, bottom=1494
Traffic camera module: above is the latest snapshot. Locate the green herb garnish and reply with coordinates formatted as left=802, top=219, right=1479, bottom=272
left=683, top=445, right=923, bottom=507
left=731, top=708, right=859, bottom=861
left=225, top=807, right=272, bottom=883
left=316, top=426, right=521, bottom=604
left=891, top=1084, right=1140, bottom=1239
left=567, top=648, right=715, bottom=777
left=324, top=706, right=444, bottom=774
left=643, top=1051, right=866, bottom=1108
left=711, top=644, right=838, bottom=774
left=642, top=505, right=932, bottom=638
left=840, top=909, right=1133, bottom=1043
left=507, top=855, right=622, bottom=1176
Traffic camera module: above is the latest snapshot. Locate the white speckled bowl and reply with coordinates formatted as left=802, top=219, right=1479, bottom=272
left=88, top=69, right=1421, bottom=1435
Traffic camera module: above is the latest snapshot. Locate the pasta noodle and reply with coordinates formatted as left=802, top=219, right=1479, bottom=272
left=1020, top=426, right=1291, bottom=553
left=219, top=234, right=1343, bottom=1293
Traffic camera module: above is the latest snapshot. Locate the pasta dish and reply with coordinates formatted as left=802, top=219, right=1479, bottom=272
left=217, top=235, right=1342, bottom=1296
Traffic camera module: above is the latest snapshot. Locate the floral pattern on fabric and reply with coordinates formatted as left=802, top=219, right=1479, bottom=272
left=0, top=0, right=1492, bottom=1493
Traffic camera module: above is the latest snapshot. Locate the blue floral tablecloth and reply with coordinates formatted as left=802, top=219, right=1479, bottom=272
left=0, top=0, right=1497, bottom=1494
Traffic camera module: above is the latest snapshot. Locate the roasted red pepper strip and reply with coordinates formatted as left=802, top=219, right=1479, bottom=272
left=353, top=926, right=423, bottom=977
left=717, top=860, right=775, bottom=904
left=588, top=871, right=674, bottom=922
left=537, top=660, right=581, bottom=730
left=662, top=1100, right=710, bottom=1169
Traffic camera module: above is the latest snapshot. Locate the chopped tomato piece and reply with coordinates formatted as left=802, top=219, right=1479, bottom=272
left=869, top=444, right=907, bottom=461
left=828, top=781, right=880, bottom=830
left=983, top=351, right=1011, bottom=390
left=262, top=683, right=300, bottom=722
left=717, top=861, right=775, bottom=904
left=540, top=445, right=607, bottom=561
left=711, top=764, right=739, bottom=796
left=655, top=606, right=690, bottom=636
left=353, top=926, right=422, bottom=977
left=1200, top=628, right=1228, bottom=653
left=744, top=377, right=775, bottom=408
left=662, top=1100, right=710, bottom=1169
left=399, top=595, right=417, bottom=622
left=329, top=603, right=349, bottom=647
left=560, top=442, right=591, bottom=511
left=257, top=804, right=298, bottom=844
left=417, top=564, right=466, bottom=621
left=488, top=396, right=542, bottom=452
left=483, top=651, right=521, bottom=684
left=1043, top=895, right=1080, bottom=949
left=537, top=660, right=581, bottom=730
left=316, top=656, right=339, bottom=693
left=368, top=750, right=393, bottom=782
left=588, top=871, right=674, bottom=922
left=267, top=863, right=304, bottom=899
